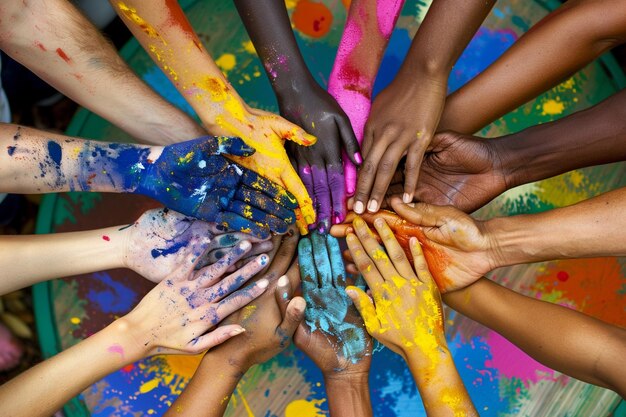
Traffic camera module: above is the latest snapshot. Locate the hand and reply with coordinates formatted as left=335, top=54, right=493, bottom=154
left=281, top=83, right=361, bottom=233
left=121, top=208, right=272, bottom=282
left=354, top=74, right=447, bottom=214
left=204, top=93, right=318, bottom=234
left=121, top=240, right=270, bottom=356
left=344, top=216, right=445, bottom=362
left=413, top=131, right=510, bottom=213
left=295, top=233, right=372, bottom=376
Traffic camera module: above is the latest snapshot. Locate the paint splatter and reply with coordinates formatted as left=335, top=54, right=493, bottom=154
left=292, top=1, right=333, bottom=38
left=86, top=272, right=136, bottom=314
left=285, top=399, right=326, bottom=417
left=55, top=48, right=71, bottom=63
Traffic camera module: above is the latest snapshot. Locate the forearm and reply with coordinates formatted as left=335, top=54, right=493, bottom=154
left=443, top=278, right=626, bottom=396
left=165, top=349, right=245, bottom=417
left=494, top=88, right=626, bottom=188
left=324, top=373, right=373, bottom=417
left=0, top=318, right=146, bottom=417
left=485, top=187, right=626, bottom=266
left=405, top=348, right=477, bottom=416
left=440, top=0, right=626, bottom=134
left=0, top=225, right=127, bottom=294
left=0, top=0, right=204, bottom=145
left=234, top=0, right=315, bottom=100
left=0, top=124, right=156, bottom=194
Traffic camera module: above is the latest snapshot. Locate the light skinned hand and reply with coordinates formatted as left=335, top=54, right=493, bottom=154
left=122, top=240, right=270, bottom=355
left=354, top=74, right=447, bottom=215
left=295, top=233, right=372, bottom=375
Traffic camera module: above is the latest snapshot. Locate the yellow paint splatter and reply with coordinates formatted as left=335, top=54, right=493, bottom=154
left=241, top=304, right=257, bottom=321
left=216, top=53, right=237, bottom=74
left=139, top=378, right=160, bottom=394
left=284, top=0, right=298, bottom=10
left=178, top=151, right=194, bottom=164
left=117, top=2, right=160, bottom=39
left=541, top=99, right=565, bottom=116
left=241, top=40, right=257, bottom=54
left=285, top=399, right=326, bottom=417
left=70, top=317, right=81, bottom=324
left=165, top=354, right=203, bottom=379
left=236, top=389, right=256, bottom=417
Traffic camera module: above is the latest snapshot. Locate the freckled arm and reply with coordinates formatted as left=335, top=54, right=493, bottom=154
left=439, top=0, right=626, bottom=134
left=443, top=278, right=626, bottom=397
left=0, top=0, right=205, bottom=145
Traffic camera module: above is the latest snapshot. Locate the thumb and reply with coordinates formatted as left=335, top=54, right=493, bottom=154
left=214, top=136, right=255, bottom=157
left=336, top=118, right=361, bottom=165
left=346, top=286, right=379, bottom=335
left=277, top=297, right=306, bottom=339
left=390, top=196, right=442, bottom=227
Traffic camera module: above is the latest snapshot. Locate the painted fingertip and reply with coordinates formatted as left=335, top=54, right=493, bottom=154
left=277, top=275, right=289, bottom=287
left=258, top=254, right=269, bottom=266
left=258, top=279, right=269, bottom=289
left=354, top=152, right=363, bottom=165
left=354, top=201, right=365, bottom=214
left=304, top=215, right=315, bottom=225
left=403, top=193, right=413, bottom=204
left=333, top=214, right=343, bottom=225
left=367, top=199, right=379, bottom=212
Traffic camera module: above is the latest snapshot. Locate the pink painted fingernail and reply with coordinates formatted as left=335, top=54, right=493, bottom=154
left=354, top=201, right=365, bottom=214
left=354, top=152, right=363, bottom=164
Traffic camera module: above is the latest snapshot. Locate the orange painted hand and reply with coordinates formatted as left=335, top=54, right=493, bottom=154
left=344, top=216, right=445, bottom=362
left=199, top=79, right=317, bottom=234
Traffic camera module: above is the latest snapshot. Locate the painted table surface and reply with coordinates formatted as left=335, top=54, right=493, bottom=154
left=34, top=0, right=626, bottom=416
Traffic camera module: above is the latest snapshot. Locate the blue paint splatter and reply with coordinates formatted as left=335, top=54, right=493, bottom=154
left=86, top=272, right=136, bottom=314
left=7, top=146, right=16, bottom=156
left=47, top=141, right=62, bottom=166
left=151, top=240, right=187, bottom=259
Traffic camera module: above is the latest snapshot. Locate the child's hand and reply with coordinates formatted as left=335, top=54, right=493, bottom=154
left=281, top=83, right=361, bottom=233
left=135, top=136, right=297, bottom=238
left=121, top=208, right=271, bottom=283
left=121, top=241, right=270, bottom=356
left=295, top=233, right=372, bottom=375
left=354, top=74, right=447, bottom=215
left=345, top=217, right=445, bottom=362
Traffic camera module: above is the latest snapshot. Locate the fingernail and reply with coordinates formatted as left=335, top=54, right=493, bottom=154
left=407, top=202, right=415, bottom=208
left=278, top=275, right=289, bottom=287
left=347, top=185, right=355, bottom=195
left=230, top=328, right=246, bottom=336
left=354, top=201, right=364, bottom=214
left=333, top=215, right=343, bottom=224
left=354, top=152, right=363, bottom=164
left=258, top=254, right=269, bottom=266
left=367, top=199, right=378, bottom=212
left=345, top=289, right=357, bottom=298
left=239, top=240, right=251, bottom=250
left=258, top=279, right=269, bottom=289
left=374, top=217, right=384, bottom=227
left=403, top=193, right=413, bottom=204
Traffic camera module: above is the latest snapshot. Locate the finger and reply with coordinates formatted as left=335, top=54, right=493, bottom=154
left=352, top=217, right=399, bottom=281
left=285, top=259, right=302, bottom=295
left=207, top=253, right=269, bottom=302
left=402, top=141, right=429, bottom=203
left=275, top=275, right=294, bottom=313
left=353, top=144, right=385, bottom=214
left=214, top=211, right=270, bottom=240
left=297, top=237, right=318, bottom=292
left=311, top=232, right=332, bottom=287
left=193, top=240, right=252, bottom=288
left=312, top=166, right=332, bottom=234
left=279, top=120, right=317, bottom=146
left=345, top=286, right=379, bottom=335
left=298, top=164, right=315, bottom=222
left=409, top=237, right=435, bottom=285
left=335, top=116, right=361, bottom=165
left=260, top=227, right=299, bottom=284
left=212, top=278, right=269, bottom=321
left=327, top=164, right=346, bottom=225
left=367, top=143, right=404, bottom=213
left=389, top=197, right=442, bottom=227
left=235, top=187, right=296, bottom=225
left=326, top=234, right=346, bottom=287
left=226, top=200, right=289, bottom=234
left=346, top=232, right=383, bottom=288
left=187, top=325, right=245, bottom=353
left=372, top=218, right=417, bottom=280
left=240, top=167, right=298, bottom=210
left=277, top=296, right=306, bottom=342
left=361, top=122, right=375, bottom=159
left=213, top=136, right=255, bottom=157
left=329, top=223, right=352, bottom=238
left=343, top=248, right=355, bottom=264
left=344, top=159, right=357, bottom=196
left=281, top=165, right=316, bottom=227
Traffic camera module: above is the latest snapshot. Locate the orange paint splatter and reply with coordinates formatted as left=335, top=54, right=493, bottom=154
left=532, top=258, right=625, bottom=326
left=56, top=48, right=71, bottom=63
left=292, top=1, right=333, bottom=38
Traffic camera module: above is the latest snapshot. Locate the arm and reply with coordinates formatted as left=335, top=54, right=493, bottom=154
left=296, top=233, right=373, bottom=417
left=110, top=0, right=317, bottom=233
left=0, top=243, right=270, bottom=417
left=234, top=0, right=360, bottom=232
left=1, top=125, right=295, bottom=237
left=353, top=0, right=495, bottom=215
left=345, top=216, right=476, bottom=416
left=165, top=228, right=304, bottom=417
left=0, top=0, right=204, bottom=145
left=411, top=88, right=626, bottom=212
left=328, top=0, right=406, bottom=196
left=443, top=278, right=626, bottom=397
left=439, top=0, right=626, bottom=134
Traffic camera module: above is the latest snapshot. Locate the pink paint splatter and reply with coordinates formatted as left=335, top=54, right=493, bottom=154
left=102, top=235, right=110, bottom=241
left=107, top=343, right=125, bottom=360
left=484, top=331, right=564, bottom=387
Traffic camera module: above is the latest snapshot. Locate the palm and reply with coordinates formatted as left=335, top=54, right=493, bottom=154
left=415, top=132, right=508, bottom=213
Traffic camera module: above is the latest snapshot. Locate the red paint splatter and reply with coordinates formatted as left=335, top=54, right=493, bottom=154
left=102, top=235, right=110, bottom=241
left=56, top=48, right=71, bottom=63
left=34, top=41, right=46, bottom=51
left=121, top=364, right=134, bottom=373
left=556, top=271, right=569, bottom=282
left=72, top=73, right=83, bottom=81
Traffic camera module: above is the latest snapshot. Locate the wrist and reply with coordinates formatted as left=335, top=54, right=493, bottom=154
left=105, top=316, right=152, bottom=364
left=483, top=214, right=551, bottom=267
left=324, top=370, right=369, bottom=386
